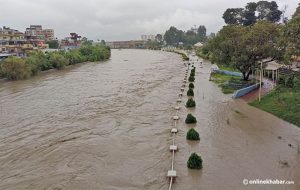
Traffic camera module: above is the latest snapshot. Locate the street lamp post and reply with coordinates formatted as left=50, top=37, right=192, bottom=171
left=258, top=61, right=263, bottom=102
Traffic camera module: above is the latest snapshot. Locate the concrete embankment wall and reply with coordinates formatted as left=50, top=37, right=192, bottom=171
left=212, top=69, right=259, bottom=99
left=232, top=83, right=260, bottom=99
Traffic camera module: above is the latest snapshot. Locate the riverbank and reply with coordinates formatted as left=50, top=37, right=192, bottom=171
left=0, top=45, right=111, bottom=80
left=163, top=49, right=189, bottom=61
left=174, top=54, right=300, bottom=190
left=196, top=50, right=299, bottom=128
left=250, top=86, right=300, bottom=127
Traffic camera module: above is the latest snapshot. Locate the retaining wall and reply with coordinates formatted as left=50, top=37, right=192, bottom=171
left=233, top=83, right=260, bottom=99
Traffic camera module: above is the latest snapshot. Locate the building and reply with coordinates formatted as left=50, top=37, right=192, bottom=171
left=25, top=25, right=55, bottom=41
left=24, top=25, right=54, bottom=49
left=60, top=33, right=82, bottom=50
left=43, top=29, right=55, bottom=41
left=141, top=35, right=155, bottom=41
left=0, top=26, right=33, bottom=55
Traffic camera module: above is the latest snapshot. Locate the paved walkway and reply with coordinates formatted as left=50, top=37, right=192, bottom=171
left=242, top=78, right=275, bottom=102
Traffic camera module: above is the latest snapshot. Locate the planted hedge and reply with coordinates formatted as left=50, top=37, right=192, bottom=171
left=185, top=113, right=197, bottom=124
left=186, top=98, right=196, bottom=108
left=188, top=76, right=195, bottom=82
left=189, top=83, right=194, bottom=89
left=187, top=153, right=203, bottom=169
left=187, top=88, right=194, bottom=96
left=186, top=128, right=200, bottom=141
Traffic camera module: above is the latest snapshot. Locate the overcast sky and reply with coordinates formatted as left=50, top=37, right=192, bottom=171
left=0, top=0, right=298, bottom=41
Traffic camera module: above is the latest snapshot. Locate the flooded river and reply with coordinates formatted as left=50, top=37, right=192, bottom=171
left=0, top=49, right=299, bottom=190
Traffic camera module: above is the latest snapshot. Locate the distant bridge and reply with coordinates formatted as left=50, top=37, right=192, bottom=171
left=106, top=40, right=147, bottom=49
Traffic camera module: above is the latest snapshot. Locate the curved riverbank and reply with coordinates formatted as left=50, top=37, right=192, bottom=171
left=0, top=50, right=299, bottom=190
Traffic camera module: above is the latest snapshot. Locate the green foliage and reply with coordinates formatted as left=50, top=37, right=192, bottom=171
left=164, top=25, right=207, bottom=46
left=293, top=3, right=300, bottom=18
left=189, top=83, right=194, bottom=89
left=188, top=76, right=195, bottom=82
left=164, top=26, right=185, bottom=46
left=283, top=16, right=300, bottom=58
left=186, top=128, right=200, bottom=141
left=185, top=113, right=197, bottom=124
left=186, top=99, right=196, bottom=107
left=49, top=53, right=69, bottom=70
left=27, top=51, right=52, bottom=71
left=0, top=56, right=31, bottom=80
left=190, top=72, right=195, bottom=77
left=250, top=86, right=300, bottom=127
left=210, top=73, right=255, bottom=94
left=79, top=45, right=110, bottom=62
left=0, top=44, right=111, bottom=80
left=187, top=88, right=194, bottom=96
left=146, top=40, right=162, bottom=50
left=223, top=1, right=282, bottom=26
left=205, top=21, right=281, bottom=80
left=187, top=153, right=203, bottom=169
left=46, top=40, right=59, bottom=49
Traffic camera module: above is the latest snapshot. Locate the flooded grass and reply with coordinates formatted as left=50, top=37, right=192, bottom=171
left=249, top=86, right=300, bottom=127
left=210, top=73, right=256, bottom=94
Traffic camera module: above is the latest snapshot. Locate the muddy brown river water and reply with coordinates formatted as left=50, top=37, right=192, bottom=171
left=0, top=49, right=299, bottom=190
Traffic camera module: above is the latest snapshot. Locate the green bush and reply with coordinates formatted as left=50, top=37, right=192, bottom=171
left=186, top=128, right=200, bottom=141
left=185, top=113, right=197, bottom=124
left=27, top=51, right=51, bottom=71
left=190, top=72, right=195, bottom=77
left=186, top=99, right=196, bottom=108
left=187, top=153, right=203, bottom=169
left=49, top=53, right=69, bottom=70
left=189, top=76, right=195, bottom=82
left=0, top=44, right=111, bottom=80
left=0, top=56, right=31, bottom=80
left=189, top=83, right=194, bottom=89
left=187, top=88, right=194, bottom=96
left=26, top=56, right=41, bottom=76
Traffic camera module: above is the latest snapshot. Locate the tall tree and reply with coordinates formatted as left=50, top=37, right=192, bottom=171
left=292, top=3, right=300, bottom=18
left=223, top=8, right=244, bottom=25
left=256, top=1, right=282, bottom=22
left=243, top=2, right=257, bottom=26
left=223, top=1, right=282, bottom=26
left=164, top=26, right=184, bottom=46
left=197, top=25, right=207, bottom=42
left=283, top=16, right=300, bottom=58
left=207, top=21, right=281, bottom=80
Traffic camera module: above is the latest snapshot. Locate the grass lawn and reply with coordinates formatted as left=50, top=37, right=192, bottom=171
left=217, top=64, right=239, bottom=72
left=210, top=73, right=254, bottom=94
left=249, top=86, right=300, bottom=127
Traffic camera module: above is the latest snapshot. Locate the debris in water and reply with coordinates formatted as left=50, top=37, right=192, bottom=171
left=279, top=160, right=289, bottom=168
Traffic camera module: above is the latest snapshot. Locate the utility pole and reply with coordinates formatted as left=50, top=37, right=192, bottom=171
left=259, top=61, right=263, bottom=102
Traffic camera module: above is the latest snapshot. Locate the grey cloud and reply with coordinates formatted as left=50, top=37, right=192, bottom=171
left=0, top=0, right=298, bottom=41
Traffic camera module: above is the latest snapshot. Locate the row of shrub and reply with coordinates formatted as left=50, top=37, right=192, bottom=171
left=185, top=66, right=203, bottom=170
left=0, top=44, right=111, bottom=80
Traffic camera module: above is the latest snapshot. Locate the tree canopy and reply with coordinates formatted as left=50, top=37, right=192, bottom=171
left=206, top=21, right=281, bottom=80
left=223, top=1, right=282, bottom=26
left=164, top=25, right=207, bottom=46
left=292, top=3, right=300, bottom=18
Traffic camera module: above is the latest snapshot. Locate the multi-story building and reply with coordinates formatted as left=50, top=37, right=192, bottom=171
left=0, top=26, right=33, bottom=55
left=60, top=33, right=82, bottom=50
left=43, top=29, right=55, bottom=41
left=24, top=25, right=55, bottom=49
